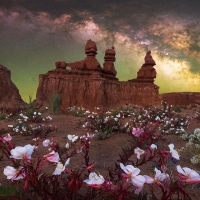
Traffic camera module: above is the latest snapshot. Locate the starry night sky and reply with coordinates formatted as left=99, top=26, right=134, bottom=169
left=1, top=0, right=200, bottom=102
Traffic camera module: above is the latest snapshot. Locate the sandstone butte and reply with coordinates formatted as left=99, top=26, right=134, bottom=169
left=1, top=40, right=200, bottom=114
left=0, top=64, right=28, bottom=114
left=34, top=39, right=200, bottom=112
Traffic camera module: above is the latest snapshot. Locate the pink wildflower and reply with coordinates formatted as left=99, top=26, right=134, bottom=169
left=84, top=172, right=105, bottom=185
left=43, top=151, right=60, bottom=163
left=168, top=144, right=180, bottom=160
left=53, top=158, right=70, bottom=175
left=177, top=165, right=200, bottom=183
left=3, top=134, right=12, bottom=142
left=134, top=147, right=145, bottom=159
left=42, top=139, right=50, bottom=147
left=10, top=144, right=35, bottom=160
left=132, top=127, right=144, bottom=137
left=120, top=163, right=146, bottom=189
left=3, top=166, right=25, bottom=181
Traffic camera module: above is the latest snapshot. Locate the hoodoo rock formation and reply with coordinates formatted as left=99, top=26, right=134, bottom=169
left=0, top=64, right=28, bottom=113
left=35, top=40, right=160, bottom=112
left=130, top=50, right=156, bottom=83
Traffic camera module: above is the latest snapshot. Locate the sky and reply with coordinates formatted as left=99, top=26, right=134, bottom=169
left=1, top=0, right=200, bottom=102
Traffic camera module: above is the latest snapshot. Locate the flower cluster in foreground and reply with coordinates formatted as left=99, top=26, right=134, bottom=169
left=180, top=128, right=200, bottom=164
left=0, top=103, right=199, bottom=199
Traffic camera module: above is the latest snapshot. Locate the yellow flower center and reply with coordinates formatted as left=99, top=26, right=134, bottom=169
left=155, top=179, right=159, bottom=183
left=22, top=154, right=27, bottom=158
left=186, top=174, right=190, bottom=178
left=138, top=149, right=143, bottom=154
left=128, top=172, right=132, bottom=177
left=92, top=174, right=98, bottom=179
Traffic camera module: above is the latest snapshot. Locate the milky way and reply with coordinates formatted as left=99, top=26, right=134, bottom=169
left=0, top=0, right=200, bottom=101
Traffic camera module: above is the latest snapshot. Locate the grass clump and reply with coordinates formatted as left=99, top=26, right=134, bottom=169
left=0, top=185, right=24, bottom=199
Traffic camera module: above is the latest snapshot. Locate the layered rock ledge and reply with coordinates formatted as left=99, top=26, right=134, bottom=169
left=160, top=92, right=200, bottom=106
left=35, top=69, right=160, bottom=112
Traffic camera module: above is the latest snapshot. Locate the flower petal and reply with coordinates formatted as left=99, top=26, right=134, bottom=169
left=131, top=175, right=146, bottom=188
left=144, top=175, right=154, bottom=184
left=168, top=143, right=174, bottom=151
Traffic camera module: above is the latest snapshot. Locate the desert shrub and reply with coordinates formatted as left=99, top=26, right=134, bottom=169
left=171, top=106, right=182, bottom=113
left=24, top=96, right=48, bottom=123
left=111, top=105, right=134, bottom=118
left=68, top=106, right=85, bottom=117
left=83, top=111, right=122, bottom=139
left=190, top=104, right=197, bottom=108
left=6, top=111, right=55, bottom=138
left=111, top=105, right=122, bottom=117
left=10, top=122, right=56, bottom=138
left=194, top=111, right=200, bottom=122
left=82, top=102, right=192, bottom=140
left=0, top=110, right=13, bottom=121
left=50, top=93, right=61, bottom=114
left=0, top=110, right=7, bottom=121
left=17, top=111, right=47, bottom=124
left=180, top=128, right=200, bottom=164
left=8, top=123, right=57, bottom=138
left=181, top=105, right=188, bottom=110
left=126, top=104, right=190, bottom=136
left=28, top=95, right=35, bottom=111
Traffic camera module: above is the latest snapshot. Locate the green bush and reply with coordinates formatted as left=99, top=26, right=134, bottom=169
left=0, top=110, right=7, bottom=121
left=28, top=95, right=35, bottom=111
left=50, top=93, right=61, bottom=114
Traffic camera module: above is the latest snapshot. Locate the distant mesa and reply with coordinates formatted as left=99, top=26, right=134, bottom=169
left=0, top=64, right=28, bottom=113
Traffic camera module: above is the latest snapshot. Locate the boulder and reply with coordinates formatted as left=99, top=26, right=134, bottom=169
left=0, top=64, right=28, bottom=114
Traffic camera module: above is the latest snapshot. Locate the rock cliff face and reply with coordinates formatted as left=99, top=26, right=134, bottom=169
left=0, top=64, right=28, bottom=113
left=160, top=93, right=200, bottom=106
left=35, top=40, right=160, bottom=112
left=36, top=70, right=160, bottom=112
